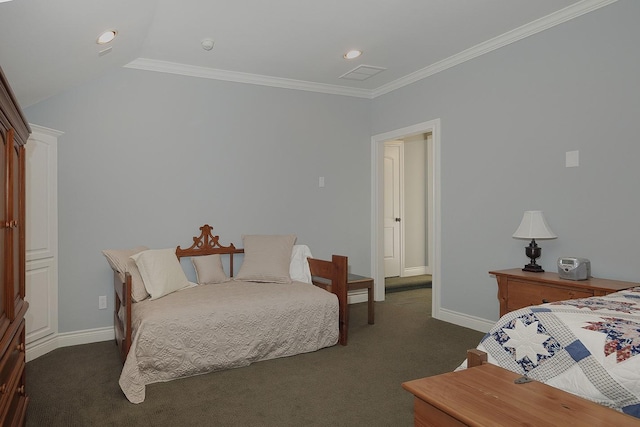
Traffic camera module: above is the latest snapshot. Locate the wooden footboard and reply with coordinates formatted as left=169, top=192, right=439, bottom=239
left=308, top=255, right=349, bottom=345
left=466, top=348, right=488, bottom=367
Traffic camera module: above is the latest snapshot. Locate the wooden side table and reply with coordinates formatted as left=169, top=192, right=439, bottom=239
left=348, top=274, right=375, bottom=325
left=402, top=363, right=639, bottom=426
left=490, top=268, right=638, bottom=317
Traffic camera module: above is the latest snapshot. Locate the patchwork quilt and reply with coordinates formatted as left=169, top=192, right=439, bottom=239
left=459, top=287, right=640, bottom=418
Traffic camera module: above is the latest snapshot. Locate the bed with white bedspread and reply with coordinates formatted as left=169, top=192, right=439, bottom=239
left=104, top=225, right=347, bottom=403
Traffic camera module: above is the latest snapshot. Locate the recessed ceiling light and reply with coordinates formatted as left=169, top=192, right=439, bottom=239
left=97, top=30, right=117, bottom=45
left=343, top=50, right=362, bottom=60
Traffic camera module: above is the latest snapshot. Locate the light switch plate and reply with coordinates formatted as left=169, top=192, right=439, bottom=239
left=566, top=150, right=579, bottom=167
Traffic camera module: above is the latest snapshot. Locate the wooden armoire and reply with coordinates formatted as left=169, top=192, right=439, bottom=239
left=0, top=66, right=31, bottom=425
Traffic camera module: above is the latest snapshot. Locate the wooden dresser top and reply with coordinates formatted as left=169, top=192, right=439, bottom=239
left=489, top=268, right=638, bottom=292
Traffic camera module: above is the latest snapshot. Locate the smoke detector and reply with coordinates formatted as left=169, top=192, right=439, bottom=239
left=201, top=39, right=215, bottom=51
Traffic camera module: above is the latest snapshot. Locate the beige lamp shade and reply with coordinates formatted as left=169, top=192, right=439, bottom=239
left=512, top=211, right=557, bottom=240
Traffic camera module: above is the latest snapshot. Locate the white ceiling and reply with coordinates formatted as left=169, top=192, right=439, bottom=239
left=0, top=0, right=614, bottom=108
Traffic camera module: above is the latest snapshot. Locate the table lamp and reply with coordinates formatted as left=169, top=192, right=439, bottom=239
left=512, top=211, right=557, bottom=272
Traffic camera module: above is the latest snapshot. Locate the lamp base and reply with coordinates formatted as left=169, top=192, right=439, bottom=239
left=522, top=238, right=545, bottom=272
left=522, top=263, right=544, bottom=273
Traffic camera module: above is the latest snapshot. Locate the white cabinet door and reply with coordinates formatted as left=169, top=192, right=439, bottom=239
left=24, top=125, right=61, bottom=360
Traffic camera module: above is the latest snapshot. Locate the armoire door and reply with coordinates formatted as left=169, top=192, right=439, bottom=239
left=4, top=126, right=26, bottom=322
left=0, top=63, right=31, bottom=427
left=10, top=136, right=27, bottom=321
left=0, top=128, right=8, bottom=337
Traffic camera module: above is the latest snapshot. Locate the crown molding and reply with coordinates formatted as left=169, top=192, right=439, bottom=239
left=124, top=0, right=617, bottom=100
left=371, top=0, right=618, bottom=98
left=29, top=123, right=64, bottom=137
left=124, top=58, right=373, bottom=99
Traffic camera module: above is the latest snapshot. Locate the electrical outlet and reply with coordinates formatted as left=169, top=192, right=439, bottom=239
left=99, top=295, right=107, bottom=310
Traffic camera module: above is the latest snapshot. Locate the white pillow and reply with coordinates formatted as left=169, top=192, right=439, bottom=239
left=131, top=249, right=190, bottom=300
left=235, top=234, right=296, bottom=283
left=290, top=245, right=313, bottom=283
left=102, top=246, right=150, bottom=302
left=192, top=254, right=229, bottom=284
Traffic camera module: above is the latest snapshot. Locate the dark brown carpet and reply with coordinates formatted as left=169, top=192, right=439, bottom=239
left=385, top=274, right=432, bottom=293
left=25, top=288, right=484, bottom=426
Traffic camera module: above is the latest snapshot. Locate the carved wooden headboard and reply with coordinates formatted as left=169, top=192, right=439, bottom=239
left=175, top=224, right=244, bottom=276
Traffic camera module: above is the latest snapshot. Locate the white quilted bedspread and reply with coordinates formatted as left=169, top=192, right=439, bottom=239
left=119, top=281, right=339, bottom=403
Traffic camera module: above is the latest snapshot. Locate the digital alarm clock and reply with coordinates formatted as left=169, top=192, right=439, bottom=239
left=557, top=257, right=591, bottom=281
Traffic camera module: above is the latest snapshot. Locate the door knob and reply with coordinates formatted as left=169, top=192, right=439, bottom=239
left=395, top=218, right=401, bottom=222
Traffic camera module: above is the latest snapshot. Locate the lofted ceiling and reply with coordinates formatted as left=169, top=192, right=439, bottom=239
left=0, top=0, right=615, bottom=108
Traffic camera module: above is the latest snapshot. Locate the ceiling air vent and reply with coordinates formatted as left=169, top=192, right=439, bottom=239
left=339, top=65, right=386, bottom=81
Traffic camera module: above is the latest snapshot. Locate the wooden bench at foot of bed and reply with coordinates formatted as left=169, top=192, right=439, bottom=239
left=402, top=349, right=639, bottom=427
left=113, top=225, right=350, bottom=363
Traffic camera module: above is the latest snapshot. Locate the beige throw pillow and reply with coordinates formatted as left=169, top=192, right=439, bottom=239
left=102, top=246, right=150, bottom=302
left=131, top=248, right=190, bottom=300
left=192, top=254, right=228, bottom=284
left=235, top=234, right=296, bottom=283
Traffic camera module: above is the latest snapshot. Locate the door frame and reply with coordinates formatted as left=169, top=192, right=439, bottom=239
left=371, top=119, right=441, bottom=319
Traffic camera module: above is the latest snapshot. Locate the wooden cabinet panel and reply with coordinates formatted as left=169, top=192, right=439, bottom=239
left=0, top=130, right=7, bottom=339
left=491, top=269, right=638, bottom=317
left=0, top=320, right=26, bottom=426
left=506, top=280, right=592, bottom=312
left=8, top=140, right=26, bottom=321
left=0, top=66, right=30, bottom=427
left=413, top=397, right=466, bottom=426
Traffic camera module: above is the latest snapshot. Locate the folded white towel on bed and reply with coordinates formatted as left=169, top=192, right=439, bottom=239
left=290, top=244, right=313, bottom=283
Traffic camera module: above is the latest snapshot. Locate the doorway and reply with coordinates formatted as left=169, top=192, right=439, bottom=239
left=384, top=135, right=432, bottom=281
left=371, top=119, right=441, bottom=319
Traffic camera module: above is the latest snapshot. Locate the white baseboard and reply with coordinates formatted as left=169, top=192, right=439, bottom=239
left=25, top=306, right=492, bottom=362
left=25, top=294, right=374, bottom=362
left=26, top=327, right=115, bottom=362
left=25, top=335, right=59, bottom=362
left=403, top=266, right=429, bottom=276
left=348, top=290, right=368, bottom=304
left=434, top=308, right=495, bottom=333
left=351, top=290, right=494, bottom=336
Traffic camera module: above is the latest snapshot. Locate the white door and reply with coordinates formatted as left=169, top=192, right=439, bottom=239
left=384, top=142, right=402, bottom=277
